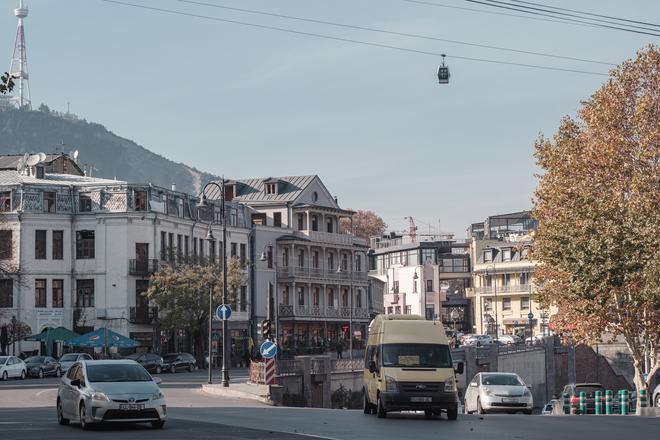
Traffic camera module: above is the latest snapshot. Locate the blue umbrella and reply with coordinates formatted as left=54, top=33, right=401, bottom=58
left=65, top=328, right=140, bottom=349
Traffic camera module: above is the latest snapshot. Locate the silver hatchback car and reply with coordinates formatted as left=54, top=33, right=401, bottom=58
left=57, top=360, right=166, bottom=430
left=464, top=372, right=533, bottom=414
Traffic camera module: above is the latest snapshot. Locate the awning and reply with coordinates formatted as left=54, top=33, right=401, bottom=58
left=65, top=328, right=140, bottom=348
left=24, top=327, right=78, bottom=342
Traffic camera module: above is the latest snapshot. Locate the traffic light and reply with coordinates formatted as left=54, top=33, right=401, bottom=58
left=260, top=319, right=272, bottom=340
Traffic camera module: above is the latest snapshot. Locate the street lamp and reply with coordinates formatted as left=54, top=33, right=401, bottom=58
left=11, top=315, right=17, bottom=356
left=205, top=224, right=215, bottom=385
left=197, top=179, right=230, bottom=387
left=413, top=268, right=426, bottom=319
left=259, top=243, right=278, bottom=345
left=527, top=311, right=534, bottom=344
left=485, top=264, right=498, bottom=337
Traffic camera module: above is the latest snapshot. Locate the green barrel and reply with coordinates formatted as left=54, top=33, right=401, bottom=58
left=563, top=392, right=571, bottom=415
left=595, top=390, right=602, bottom=415
left=579, top=391, right=587, bottom=415
left=639, top=389, right=647, bottom=408
left=620, top=390, right=629, bottom=415
left=605, top=390, right=613, bottom=415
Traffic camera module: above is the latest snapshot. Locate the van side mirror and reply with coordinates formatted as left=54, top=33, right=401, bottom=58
left=368, top=360, right=377, bottom=374
left=455, top=362, right=464, bottom=375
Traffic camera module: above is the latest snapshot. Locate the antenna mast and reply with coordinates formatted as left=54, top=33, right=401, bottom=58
left=9, top=0, right=31, bottom=110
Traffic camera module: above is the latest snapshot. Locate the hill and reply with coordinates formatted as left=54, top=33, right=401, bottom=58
left=0, top=105, right=218, bottom=194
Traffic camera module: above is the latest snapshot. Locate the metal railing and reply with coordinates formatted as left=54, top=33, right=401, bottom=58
left=278, top=304, right=370, bottom=319
left=129, top=306, right=158, bottom=324
left=128, top=259, right=159, bottom=276
left=277, top=265, right=367, bottom=282
left=474, top=284, right=533, bottom=294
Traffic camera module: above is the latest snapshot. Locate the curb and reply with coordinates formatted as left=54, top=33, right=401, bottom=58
left=201, top=383, right=272, bottom=405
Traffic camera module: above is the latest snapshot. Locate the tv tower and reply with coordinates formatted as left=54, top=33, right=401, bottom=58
left=8, top=0, right=31, bottom=110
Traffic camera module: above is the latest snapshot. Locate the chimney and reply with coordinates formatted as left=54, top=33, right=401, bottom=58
left=171, top=183, right=177, bottom=192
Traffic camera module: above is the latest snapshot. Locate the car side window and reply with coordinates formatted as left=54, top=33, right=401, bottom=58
left=82, top=354, right=92, bottom=360
left=67, top=364, right=78, bottom=380
left=8, top=357, right=14, bottom=365
left=75, top=365, right=85, bottom=385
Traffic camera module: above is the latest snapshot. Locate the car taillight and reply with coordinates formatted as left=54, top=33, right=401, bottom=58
left=570, top=396, right=579, bottom=405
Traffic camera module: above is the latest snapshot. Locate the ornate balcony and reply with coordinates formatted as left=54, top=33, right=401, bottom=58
left=277, top=266, right=368, bottom=283
left=129, top=306, right=158, bottom=324
left=278, top=304, right=370, bottom=320
left=129, top=259, right=159, bottom=276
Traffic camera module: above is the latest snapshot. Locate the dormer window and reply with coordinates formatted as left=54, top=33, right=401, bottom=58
left=36, top=166, right=45, bottom=179
left=502, top=248, right=511, bottom=261
left=265, top=183, right=278, bottom=195
left=224, top=185, right=234, bottom=202
left=483, top=249, right=493, bottom=262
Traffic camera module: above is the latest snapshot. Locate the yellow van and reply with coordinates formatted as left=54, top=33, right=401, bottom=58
left=362, top=314, right=463, bottom=420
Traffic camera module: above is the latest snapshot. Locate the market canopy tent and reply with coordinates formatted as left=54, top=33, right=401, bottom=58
left=24, top=327, right=79, bottom=356
left=65, top=328, right=140, bottom=349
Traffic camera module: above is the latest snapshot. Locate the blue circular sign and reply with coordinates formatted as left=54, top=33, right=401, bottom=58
left=260, top=341, right=277, bottom=359
left=216, top=304, right=232, bottom=321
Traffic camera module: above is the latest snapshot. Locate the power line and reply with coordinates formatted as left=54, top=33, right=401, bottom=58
left=481, top=0, right=660, bottom=33
left=510, top=0, right=660, bottom=29
left=98, top=0, right=608, bottom=76
left=464, top=0, right=660, bottom=37
left=174, top=0, right=613, bottom=66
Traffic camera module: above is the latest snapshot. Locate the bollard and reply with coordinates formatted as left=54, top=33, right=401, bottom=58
left=605, top=390, right=613, bottom=415
left=579, top=391, right=586, bottom=415
left=563, top=392, right=571, bottom=415
left=619, top=390, right=629, bottom=415
left=595, top=390, right=602, bottom=415
left=639, top=389, right=647, bottom=408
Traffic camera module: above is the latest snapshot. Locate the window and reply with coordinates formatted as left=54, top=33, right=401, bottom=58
left=35, top=279, right=46, bottom=307
left=326, top=217, right=333, bottom=233
left=265, top=183, right=277, bottom=195
left=311, top=216, right=318, bottom=231
left=356, top=290, right=362, bottom=308
left=240, top=286, right=247, bottom=312
left=413, top=280, right=417, bottom=293
left=298, top=250, right=305, bottom=267
left=327, top=253, right=334, bottom=270
left=520, top=272, right=530, bottom=285
left=327, top=288, right=334, bottom=308
left=135, top=190, right=148, bottom=211
left=52, top=230, right=63, bottom=260
left=485, top=275, right=492, bottom=287
left=502, top=248, right=512, bottom=261
left=0, top=279, right=13, bottom=308
left=193, top=238, right=198, bottom=261
left=168, top=233, right=174, bottom=262
left=387, top=306, right=393, bottom=315
left=297, top=287, right=305, bottom=306
left=184, top=236, right=189, bottom=257
left=177, top=235, right=183, bottom=261
left=484, top=298, right=492, bottom=311
left=240, top=243, right=246, bottom=264
left=426, top=279, right=433, bottom=292
left=231, top=242, right=237, bottom=257
left=341, top=254, right=348, bottom=271
left=521, top=297, right=530, bottom=310
left=274, top=212, right=282, bottom=227
left=421, top=248, right=436, bottom=263
left=393, top=280, right=399, bottom=293
left=503, top=274, right=511, bottom=286
left=0, top=230, right=12, bottom=259
left=160, top=231, right=167, bottom=260
left=405, top=305, right=411, bottom=314
left=395, top=306, right=401, bottom=314
left=76, top=230, right=95, bottom=259
left=79, top=193, right=92, bottom=212
left=52, top=279, right=64, bottom=308
left=342, top=289, right=348, bottom=307
left=312, top=251, right=319, bottom=269
left=266, top=248, right=273, bottom=269
left=76, top=279, right=95, bottom=307
left=503, top=297, right=511, bottom=310
left=36, top=166, right=45, bottom=179
left=136, top=280, right=149, bottom=308
left=35, top=230, right=47, bottom=260
left=251, top=213, right=267, bottom=225
left=282, top=286, right=290, bottom=305
left=0, top=191, right=11, bottom=212
left=282, top=248, right=289, bottom=267
left=356, top=255, right=362, bottom=272
left=313, top=288, right=320, bottom=306
left=483, top=249, right=493, bottom=262
left=297, top=214, right=304, bottom=230
left=43, top=192, right=56, bottom=213
left=521, top=247, right=530, bottom=260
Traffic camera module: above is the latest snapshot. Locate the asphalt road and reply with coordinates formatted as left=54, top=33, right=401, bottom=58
left=1, top=368, right=658, bottom=440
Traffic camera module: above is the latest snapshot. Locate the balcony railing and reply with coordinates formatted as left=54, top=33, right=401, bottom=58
left=129, top=306, right=158, bottom=324
left=279, top=304, right=370, bottom=319
left=474, top=284, right=533, bottom=294
left=129, top=259, right=159, bottom=276
left=277, top=266, right=368, bottom=282
left=297, top=230, right=368, bottom=247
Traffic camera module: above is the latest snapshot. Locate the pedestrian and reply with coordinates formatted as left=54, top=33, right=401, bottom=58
left=336, top=340, right=343, bottom=360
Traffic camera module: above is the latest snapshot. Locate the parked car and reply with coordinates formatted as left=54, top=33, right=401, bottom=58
left=124, top=353, right=164, bottom=374
left=24, top=356, right=62, bottom=378
left=561, top=383, right=606, bottom=414
left=58, top=353, right=94, bottom=374
left=0, top=356, right=27, bottom=380
left=542, top=399, right=561, bottom=415
left=496, top=335, right=522, bottom=345
left=463, top=335, right=494, bottom=347
left=162, top=353, right=196, bottom=373
left=464, top=372, right=533, bottom=415
left=56, top=359, right=166, bottom=429
left=525, top=334, right=546, bottom=344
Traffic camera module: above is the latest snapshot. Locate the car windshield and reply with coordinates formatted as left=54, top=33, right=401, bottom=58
left=381, top=344, right=452, bottom=368
left=86, top=364, right=153, bottom=382
left=482, top=374, right=523, bottom=386
left=576, top=385, right=604, bottom=393
left=25, top=356, right=45, bottom=363
left=60, top=354, right=78, bottom=362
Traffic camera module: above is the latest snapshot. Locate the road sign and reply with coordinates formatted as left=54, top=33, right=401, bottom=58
left=260, top=340, right=277, bottom=359
left=216, top=304, right=232, bottom=321
left=527, top=312, right=534, bottom=320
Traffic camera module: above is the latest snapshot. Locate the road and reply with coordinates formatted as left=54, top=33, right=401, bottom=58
left=1, top=368, right=658, bottom=440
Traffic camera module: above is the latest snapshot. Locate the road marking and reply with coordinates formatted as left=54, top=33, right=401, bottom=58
left=36, top=388, right=57, bottom=397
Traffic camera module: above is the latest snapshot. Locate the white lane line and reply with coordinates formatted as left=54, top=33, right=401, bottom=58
left=36, top=388, right=57, bottom=397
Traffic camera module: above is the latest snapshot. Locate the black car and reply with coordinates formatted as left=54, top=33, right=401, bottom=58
left=125, top=352, right=165, bottom=374
left=162, top=353, right=196, bottom=373
left=24, top=356, right=61, bottom=378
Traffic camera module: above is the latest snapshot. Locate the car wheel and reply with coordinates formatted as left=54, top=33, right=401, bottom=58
left=170, top=365, right=176, bottom=374
left=155, top=365, right=162, bottom=374
left=363, top=390, right=373, bottom=414
left=38, top=369, right=44, bottom=379
left=376, top=394, right=387, bottom=419
left=477, top=398, right=486, bottom=415
left=447, top=406, right=458, bottom=420
left=1, top=371, right=7, bottom=381
left=188, top=364, right=194, bottom=373
left=56, top=368, right=62, bottom=378
left=151, top=420, right=165, bottom=429
left=424, top=409, right=434, bottom=418
left=20, top=370, right=26, bottom=380
left=655, top=394, right=660, bottom=408
left=79, top=403, right=91, bottom=430
left=57, top=399, right=70, bottom=425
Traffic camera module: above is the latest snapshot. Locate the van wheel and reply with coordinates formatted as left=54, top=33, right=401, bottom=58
left=447, top=407, right=458, bottom=420
left=376, top=394, right=387, bottom=419
left=363, top=390, right=373, bottom=414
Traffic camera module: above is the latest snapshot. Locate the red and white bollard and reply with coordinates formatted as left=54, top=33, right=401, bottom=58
left=265, top=358, right=276, bottom=385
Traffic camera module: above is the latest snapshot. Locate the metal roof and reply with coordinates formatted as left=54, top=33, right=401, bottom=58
left=0, top=170, right=123, bottom=187
left=225, top=175, right=317, bottom=203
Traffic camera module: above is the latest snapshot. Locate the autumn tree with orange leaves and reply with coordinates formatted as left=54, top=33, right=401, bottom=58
left=341, top=210, right=387, bottom=240
left=533, top=46, right=659, bottom=406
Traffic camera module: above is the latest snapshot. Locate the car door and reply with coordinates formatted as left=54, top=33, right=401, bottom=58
left=466, top=374, right=478, bottom=412
left=61, top=364, right=78, bottom=417
left=11, top=357, right=21, bottom=377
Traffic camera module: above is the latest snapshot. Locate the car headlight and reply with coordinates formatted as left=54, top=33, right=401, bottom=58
left=152, top=391, right=164, bottom=400
left=444, top=379, right=457, bottom=392
left=385, top=375, right=398, bottom=392
left=523, top=388, right=532, bottom=397
left=482, top=387, right=492, bottom=396
left=91, top=392, right=109, bottom=402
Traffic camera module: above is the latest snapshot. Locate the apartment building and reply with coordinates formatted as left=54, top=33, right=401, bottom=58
left=0, top=153, right=251, bottom=356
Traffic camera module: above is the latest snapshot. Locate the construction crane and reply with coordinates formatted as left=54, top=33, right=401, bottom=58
left=404, top=217, right=418, bottom=242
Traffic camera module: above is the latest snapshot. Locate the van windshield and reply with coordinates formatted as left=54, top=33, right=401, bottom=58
left=381, top=344, right=452, bottom=368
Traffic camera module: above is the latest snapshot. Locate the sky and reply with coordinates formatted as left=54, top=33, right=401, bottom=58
left=1, top=0, right=658, bottom=237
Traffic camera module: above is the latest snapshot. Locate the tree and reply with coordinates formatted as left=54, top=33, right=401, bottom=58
left=533, top=45, right=659, bottom=409
left=0, top=72, right=16, bottom=95
left=146, top=257, right=248, bottom=366
left=340, top=210, right=387, bottom=240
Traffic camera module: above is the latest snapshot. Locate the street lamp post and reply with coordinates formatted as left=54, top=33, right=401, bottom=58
left=11, top=315, right=17, bottom=356
left=413, top=267, right=426, bottom=319
left=205, top=225, right=215, bottom=385
left=260, top=243, right=279, bottom=346
left=527, top=312, right=534, bottom=345
left=485, top=265, right=497, bottom=337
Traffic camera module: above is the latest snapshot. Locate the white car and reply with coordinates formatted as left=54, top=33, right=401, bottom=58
left=464, top=372, right=533, bottom=415
left=0, top=355, right=27, bottom=380
left=58, top=353, right=94, bottom=374
left=542, top=399, right=560, bottom=415
left=496, top=335, right=522, bottom=345
left=653, top=383, right=660, bottom=408
left=463, top=335, right=493, bottom=346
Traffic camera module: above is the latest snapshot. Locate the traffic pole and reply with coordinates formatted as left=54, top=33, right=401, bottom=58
left=619, top=390, right=629, bottom=415
left=563, top=392, right=571, bottom=415
left=595, top=390, right=602, bottom=415
left=579, top=391, right=586, bottom=415
left=605, top=390, right=613, bottom=415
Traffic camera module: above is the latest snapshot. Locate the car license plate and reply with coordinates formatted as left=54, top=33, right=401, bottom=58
left=119, top=404, right=144, bottom=410
left=502, top=398, right=518, bottom=403
left=411, top=397, right=432, bottom=403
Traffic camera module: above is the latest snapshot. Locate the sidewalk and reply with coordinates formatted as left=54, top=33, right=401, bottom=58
left=201, top=381, right=271, bottom=405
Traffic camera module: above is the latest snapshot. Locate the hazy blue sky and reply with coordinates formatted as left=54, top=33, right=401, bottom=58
left=1, top=0, right=657, bottom=236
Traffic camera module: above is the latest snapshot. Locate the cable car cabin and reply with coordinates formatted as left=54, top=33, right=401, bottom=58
left=437, top=65, right=450, bottom=84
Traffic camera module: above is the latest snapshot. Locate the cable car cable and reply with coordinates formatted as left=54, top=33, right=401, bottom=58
left=99, top=0, right=608, bottom=76
left=174, top=0, right=614, bottom=66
